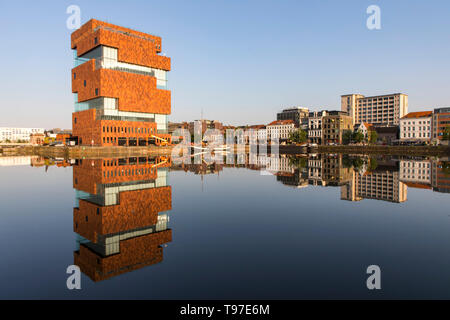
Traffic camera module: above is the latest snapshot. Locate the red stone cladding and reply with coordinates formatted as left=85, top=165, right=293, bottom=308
left=74, top=230, right=172, bottom=282
left=74, top=186, right=172, bottom=242
left=72, top=109, right=162, bottom=146
left=72, top=60, right=171, bottom=115
left=71, top=19, right=170, bottom=71
left=73, top=157, right=170, bottom=194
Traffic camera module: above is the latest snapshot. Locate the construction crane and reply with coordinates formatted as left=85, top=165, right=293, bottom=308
left=150, top=134, right=171, bottom=146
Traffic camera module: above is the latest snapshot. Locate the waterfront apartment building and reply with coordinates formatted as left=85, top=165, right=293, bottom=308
left=267, top=120, right=296, bottom=141
left=341, top=93, right=408, bottom=126
left=0, top=127, right=45, bottom=142
left=322, top=111, right=353, bottom=145
left=71, top=19, right=171, bottom=146
left=432, top=107, right=450, bottom=145
left=308, top=111, right=328, bottom=144
left=277, top=107, right=309, bottom=129
left=399, top=111, right=432, bottom=142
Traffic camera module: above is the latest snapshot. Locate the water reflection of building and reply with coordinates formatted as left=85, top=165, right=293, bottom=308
left=399, top=159, right=432, bottom=189
left=341, top=160, right=407, bottom=203
left=432, top=160, right=450, bottom=193
left=276, top=169, right=309, bottom=188
left=72, top=156, right=172, bottom=281
left=0, top=155, right=40, bottom=166
left=307, top=154, right=352, bottom=187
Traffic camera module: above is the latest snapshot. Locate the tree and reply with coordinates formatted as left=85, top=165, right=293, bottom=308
left=368, top=130, right=378, bottom=144
left=288, top=129, right=307, bottom=144
left=353, top=131, right=365, bottom=143
left=342, top=130, right=353, bottom=145
left=368, top=157, right=378, bottom=171
left=353, top=158, right=365, bottom=170
left=443, top=126, right=450, bottom=140
left=288, top=156, right=307, bottom=169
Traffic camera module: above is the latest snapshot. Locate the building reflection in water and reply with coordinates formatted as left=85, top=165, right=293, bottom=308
left=72, top=156, right=172, bottom=282
left=171, top=153, right=449, bottom=202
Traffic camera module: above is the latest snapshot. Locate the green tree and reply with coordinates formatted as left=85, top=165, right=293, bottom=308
left=443, top=126, right=450, bottom=140
left=288, top=156, right=307, bottom=169
left=342, top=130, right=353, bottom=145
left=353, top=158, right=365, bottom=170
left=353, top=131, right=365, bottom=143
left=368, top=130, right=378, bottom=144
left=368, top=157, right=378, bottom=171
left=288, top=129, right=307, bottom=144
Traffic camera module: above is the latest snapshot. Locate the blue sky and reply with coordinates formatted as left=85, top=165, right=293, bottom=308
left=0, top=0, right=449, bottom=128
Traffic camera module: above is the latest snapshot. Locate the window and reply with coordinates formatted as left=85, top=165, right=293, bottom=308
left=74, top=118, right=77, bottom=124
left=74, top=73, right=76, bottom=79
left=83, top=80, right=86, bottom=87
left=94, top=37, right=98, bottom=45
left=95, top=88, right=98, bottom=95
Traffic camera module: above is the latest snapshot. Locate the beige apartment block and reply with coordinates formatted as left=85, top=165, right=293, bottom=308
left=341, top=93, right=408, bottom=126
left=322, top=112, right=353, bottom=145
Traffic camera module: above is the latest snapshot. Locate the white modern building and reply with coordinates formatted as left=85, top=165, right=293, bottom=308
left=399, top=111, right=432, bottom=142
left=0, top=127, right=45, bottom=142
left=267, top=120, right=296, bottom=141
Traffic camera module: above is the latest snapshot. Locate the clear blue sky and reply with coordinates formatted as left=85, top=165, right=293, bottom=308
left=0, top=0, right=449, bottom=128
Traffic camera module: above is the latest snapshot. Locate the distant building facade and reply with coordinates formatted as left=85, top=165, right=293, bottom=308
left=400, top=111, right=432, bottom=142
left=277, top=107, right=309, bottom=129
left=373, top=125, right=399, bottom=145
left=30, top=133, right=46, bottom=145
left=267, top=120, right=296, bottom=141
left=432, top=107, right=450, bottom=145
left=322, top=111, right=353, bottom=145
left=308, top=111, right=328, bottom=144
left=341, top=93, right=408, bottom=126
left=189, top=120, right=223, bottom=136
left=0, top=127, right=44, bottom=142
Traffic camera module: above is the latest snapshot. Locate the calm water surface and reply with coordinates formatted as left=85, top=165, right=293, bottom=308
left=0, top=154, right=449, bottom=299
